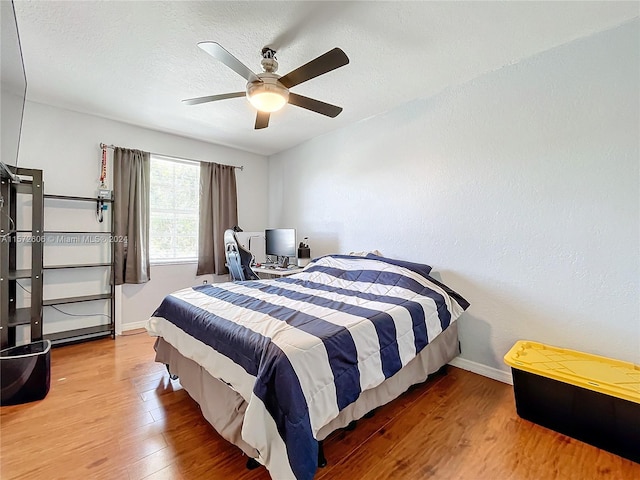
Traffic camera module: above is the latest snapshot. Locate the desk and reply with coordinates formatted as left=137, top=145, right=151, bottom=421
left=253, top=266, right=304, bottom=278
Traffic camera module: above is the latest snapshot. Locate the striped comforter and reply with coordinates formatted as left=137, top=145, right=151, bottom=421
left=147, top=254, right=469, bottom=480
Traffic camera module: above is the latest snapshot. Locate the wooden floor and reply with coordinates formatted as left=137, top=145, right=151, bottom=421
left=1, top=332, right=638, bottom=480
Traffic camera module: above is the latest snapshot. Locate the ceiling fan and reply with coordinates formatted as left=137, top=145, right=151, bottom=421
left=182, top=42, right=349, bottom=129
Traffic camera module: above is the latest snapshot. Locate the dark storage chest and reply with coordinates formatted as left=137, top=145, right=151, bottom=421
left=504, top=341, right=639, bottom=463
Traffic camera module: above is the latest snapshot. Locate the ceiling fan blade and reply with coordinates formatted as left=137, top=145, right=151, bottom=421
left=288, top=93, right=343, bottom=118
left=182, top=92, right=245, bottom=106
left=255, top=111, right=270, bottom=129
left=197, top=42, right=261, bottom=84
left=278, top=48, right=349, bottom=89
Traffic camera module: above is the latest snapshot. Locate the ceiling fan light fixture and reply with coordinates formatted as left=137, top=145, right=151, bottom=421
left=185, top=43, right=349, bottom=128
left=246, top=78, right=289, bottom=113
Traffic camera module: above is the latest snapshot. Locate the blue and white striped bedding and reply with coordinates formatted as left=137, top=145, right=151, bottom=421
left=147, top=254, right=469, bottom=480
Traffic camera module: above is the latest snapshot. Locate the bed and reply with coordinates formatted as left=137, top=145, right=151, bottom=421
left=146, top=254, right=469, bottom=480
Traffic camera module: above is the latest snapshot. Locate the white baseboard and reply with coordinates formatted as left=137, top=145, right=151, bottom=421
left=449, top=356, right=513, bottom=385
left=120, top=320, right=148, bottom=333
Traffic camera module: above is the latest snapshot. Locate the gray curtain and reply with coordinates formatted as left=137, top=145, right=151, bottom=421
left=113, top=147, right=151, bottom=285
left=197, top=162, right=238, bottom=275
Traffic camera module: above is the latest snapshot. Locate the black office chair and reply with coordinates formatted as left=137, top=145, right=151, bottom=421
left=224, top=229, right=259, bottom=281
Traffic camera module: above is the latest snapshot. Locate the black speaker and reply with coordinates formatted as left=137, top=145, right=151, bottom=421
left=1, top=340, right=51, bottom=406
left=297, top=239, right=311, bottom=267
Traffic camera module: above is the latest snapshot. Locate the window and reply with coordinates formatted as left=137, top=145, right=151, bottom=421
left=149, top=155, right=200, bottom=263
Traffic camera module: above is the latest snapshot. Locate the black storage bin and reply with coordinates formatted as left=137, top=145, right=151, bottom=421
left=505, top=341, right=639, bottom=464
left=1, top=340, right=51, bottom=406
left=511, top=369, right=639, bottom=463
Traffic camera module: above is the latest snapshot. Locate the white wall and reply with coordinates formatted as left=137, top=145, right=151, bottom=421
left=17, top=102, right=268, bottom=332
left=268, top=20, right=640, bottom=371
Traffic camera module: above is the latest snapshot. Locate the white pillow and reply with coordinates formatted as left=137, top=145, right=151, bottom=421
left=348, top=250, right=384, bottom=257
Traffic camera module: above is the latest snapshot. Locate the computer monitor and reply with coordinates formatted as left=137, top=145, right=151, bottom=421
left=265, top=228, right=296, bottom=267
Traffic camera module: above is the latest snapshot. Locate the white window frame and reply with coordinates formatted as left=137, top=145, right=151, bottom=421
left=149, top=154, right=200, bottom=265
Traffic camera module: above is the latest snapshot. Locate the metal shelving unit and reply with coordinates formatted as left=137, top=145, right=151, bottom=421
left=44, top=324, right=113, bottom=344
left=1, top=167, right=44, bottom=349
left=41, top=194, right=115, bottom=347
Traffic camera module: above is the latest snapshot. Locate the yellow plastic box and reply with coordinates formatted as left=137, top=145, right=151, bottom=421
left=504, top=341, right=639, bottom=463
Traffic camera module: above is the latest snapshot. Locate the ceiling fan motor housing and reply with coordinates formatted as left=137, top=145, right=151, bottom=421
left=261, top=47, right=278, bottom=73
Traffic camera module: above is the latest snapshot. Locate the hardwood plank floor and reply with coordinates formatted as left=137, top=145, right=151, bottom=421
left=1, top=332, right=637, bottom=479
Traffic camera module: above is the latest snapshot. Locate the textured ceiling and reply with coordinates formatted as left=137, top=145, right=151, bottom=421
left=13, top=1, right=639, bottom=156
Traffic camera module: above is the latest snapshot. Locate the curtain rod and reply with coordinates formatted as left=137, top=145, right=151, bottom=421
left=99, top=143, right=244, bottom=171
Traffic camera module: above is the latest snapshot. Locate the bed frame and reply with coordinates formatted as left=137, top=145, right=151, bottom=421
left=153, top=322, right=459, bottom=470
